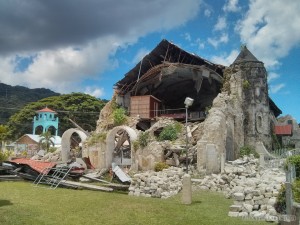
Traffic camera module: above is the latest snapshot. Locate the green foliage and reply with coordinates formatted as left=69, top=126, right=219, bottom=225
left=286, top=155, right=300, bottom=176
left=158, top=123, right=182, bottom=141
left=0, top=125, right=9, bottom=141
left=113, top=107, right=127, bottom=126
left=239, top=145, right=259, bottom=158
left=154, top=162, right=169, bottom=172
left=274, top=184, right=286, bottom=213
left=138, top=132, right=150, bottom=148
left=271, top=133, right=281, bottom=150
left=243, top=80, right=250, bottom=89
left=39, top=131, right=54, bottom=152
left=6, top=93, right=107, bottom=139
left=0, top=83, right=59, bottom=124
left=132, top=140, right=139, bottom=152
left=48, top=147, right=57, bottom=153
left=0, top=150, right=13, bottom=162
left=293, top=179, right=300, bottom=203
left=275, top=179, right=300, bottom=214
left=87, top=132, right=107, bottom=145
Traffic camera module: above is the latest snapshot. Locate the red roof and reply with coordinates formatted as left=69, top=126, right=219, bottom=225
left=10, top=158, right=56, bottom=174
left=274, top=125, right=293, bottom=136
left=36, top=107, right=56, bottom=113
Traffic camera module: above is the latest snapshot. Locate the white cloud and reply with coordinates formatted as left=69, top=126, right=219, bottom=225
left=207, top=33, right=229, bottom=48
left=0, top=0, right=201, bottom=94
left=214, top=17, right=227, bottom=31
left=183, top=33, right=192, bottom=42
left=84, top=86, right=105, bottom=98
left=223, top=0, right=241, bottom=12
left=268, top=72, right=280, bottom=83
left=204, top=9, right=212, bottom=17
left=132, top=48, right=150, bottom=64
left=236, top=0, right=300, bottom=68
left=0, top=36, right=120, bottom=94
left=210, top=49, right=239, bottom=66
left=195, top=38, right=205, bottom=49
left=269, top=83, right=285, bottom=94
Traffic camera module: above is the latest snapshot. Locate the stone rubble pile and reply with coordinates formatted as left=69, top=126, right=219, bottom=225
left=30, top=149, right=62, bottom=162
left=128, top=167, right=184, bottom=199
left=193, top=155, right=285, bottom=222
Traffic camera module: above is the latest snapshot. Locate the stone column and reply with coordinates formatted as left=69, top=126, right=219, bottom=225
left=206, top=144, right=220, bottom=174
left=221, top=153, right=225, bottom=173
left=181, top=174, right=192, bottom=205
left=197, top=141, right=207, bottom=172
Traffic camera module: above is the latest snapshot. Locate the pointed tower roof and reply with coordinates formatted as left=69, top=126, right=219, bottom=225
left=232, top=45, right=261, bottom=65
left=36, top=107, right=57, bottom=114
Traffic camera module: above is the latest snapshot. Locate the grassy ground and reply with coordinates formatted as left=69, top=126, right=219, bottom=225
left=0, top=181, right=271, bottom=225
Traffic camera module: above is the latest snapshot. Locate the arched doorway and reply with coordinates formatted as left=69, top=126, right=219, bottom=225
left=61, top=128, right=88, bottom=162
left=106, top=126, right=137, bottom=169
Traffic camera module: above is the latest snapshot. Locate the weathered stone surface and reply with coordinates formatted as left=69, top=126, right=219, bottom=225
left=233, top=192, right=245, bottom=201
left=192, top=156, right=285, bottom=222
left=128, top=167, right=184, bottom=199
left=229, top=205, right=243, bottom=212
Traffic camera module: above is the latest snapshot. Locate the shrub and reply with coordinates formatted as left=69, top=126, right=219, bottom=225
left=275, top=179, right=300, bottom=214
left=293, top=179, right=300, bottom=203
left=154, top=162, right=169, bottom=172
left=87, top=132, right=107, bottom=145
left=0, top=150, right=13, bottom=162
left=243, top=80, right=250, bottom=89
left=239, top=145, right=259, bottom=158
left=113, top=107, right=127, bottom=126
left=132, top=140, right=139, bottom=152
left=138, top=132, right=150, bottom=148
left=274, top=184, right=286, bottom=213
left=287, top=155, right=300, bottom=177
left=158, top=124, right=181, bottom=141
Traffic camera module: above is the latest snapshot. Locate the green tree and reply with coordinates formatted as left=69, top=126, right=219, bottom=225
left=39, top=131, right=54, bottom=152
left=7, top=93, right=107, bottom=139
left=0, top=125, right=10, bottom=150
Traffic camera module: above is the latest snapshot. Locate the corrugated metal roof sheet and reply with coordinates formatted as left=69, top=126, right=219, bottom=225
left=274, top=125, right=293, bottom=136
left=10, top=158, right=56, bottom=174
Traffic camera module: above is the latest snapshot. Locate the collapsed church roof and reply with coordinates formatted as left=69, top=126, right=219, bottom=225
left=115, top=39, right=225, bottom=96
left=114, top=39, right=281, bottom=118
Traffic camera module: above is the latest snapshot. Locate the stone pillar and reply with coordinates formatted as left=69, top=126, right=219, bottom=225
left=206, top=144, right=220, bottom=174
left=197, top=141, right=207, bottom=172
left=221, top=153, right=225, bottom=173
left=285, top=182, right=293, bottom=215
left=182, top=174, right=192, bottom=205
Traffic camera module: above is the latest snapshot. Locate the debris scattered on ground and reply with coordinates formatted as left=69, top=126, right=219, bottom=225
left=0, top=151, right=132, bottom=192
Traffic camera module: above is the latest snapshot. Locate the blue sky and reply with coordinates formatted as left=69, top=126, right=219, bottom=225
left=0, top=0, right=299, bottom=122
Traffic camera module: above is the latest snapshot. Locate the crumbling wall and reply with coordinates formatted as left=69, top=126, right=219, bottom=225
left=196, top=68, right=245, bottom=173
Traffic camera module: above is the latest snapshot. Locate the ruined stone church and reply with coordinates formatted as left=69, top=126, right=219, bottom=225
left=84, top=39, right=282, bottom=173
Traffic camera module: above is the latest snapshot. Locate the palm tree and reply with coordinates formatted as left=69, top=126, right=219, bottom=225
left=39, top=131, right=55, bottom=152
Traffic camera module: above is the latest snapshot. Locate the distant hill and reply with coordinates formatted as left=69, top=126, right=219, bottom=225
left=0, top=83, right=60, bottom=124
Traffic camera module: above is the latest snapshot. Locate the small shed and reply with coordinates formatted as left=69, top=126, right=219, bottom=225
left=130, top=95, right=161, bottom=119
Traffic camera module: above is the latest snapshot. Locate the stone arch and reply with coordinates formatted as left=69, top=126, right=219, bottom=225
left=105, top=126, right=137, bottom=168
left=61, top=128, right=88, bottom=162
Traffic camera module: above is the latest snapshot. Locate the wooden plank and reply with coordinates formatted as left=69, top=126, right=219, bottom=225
left=82, top=175, right=111, bottom=184
left=61, top=180, right=113, bottom=192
